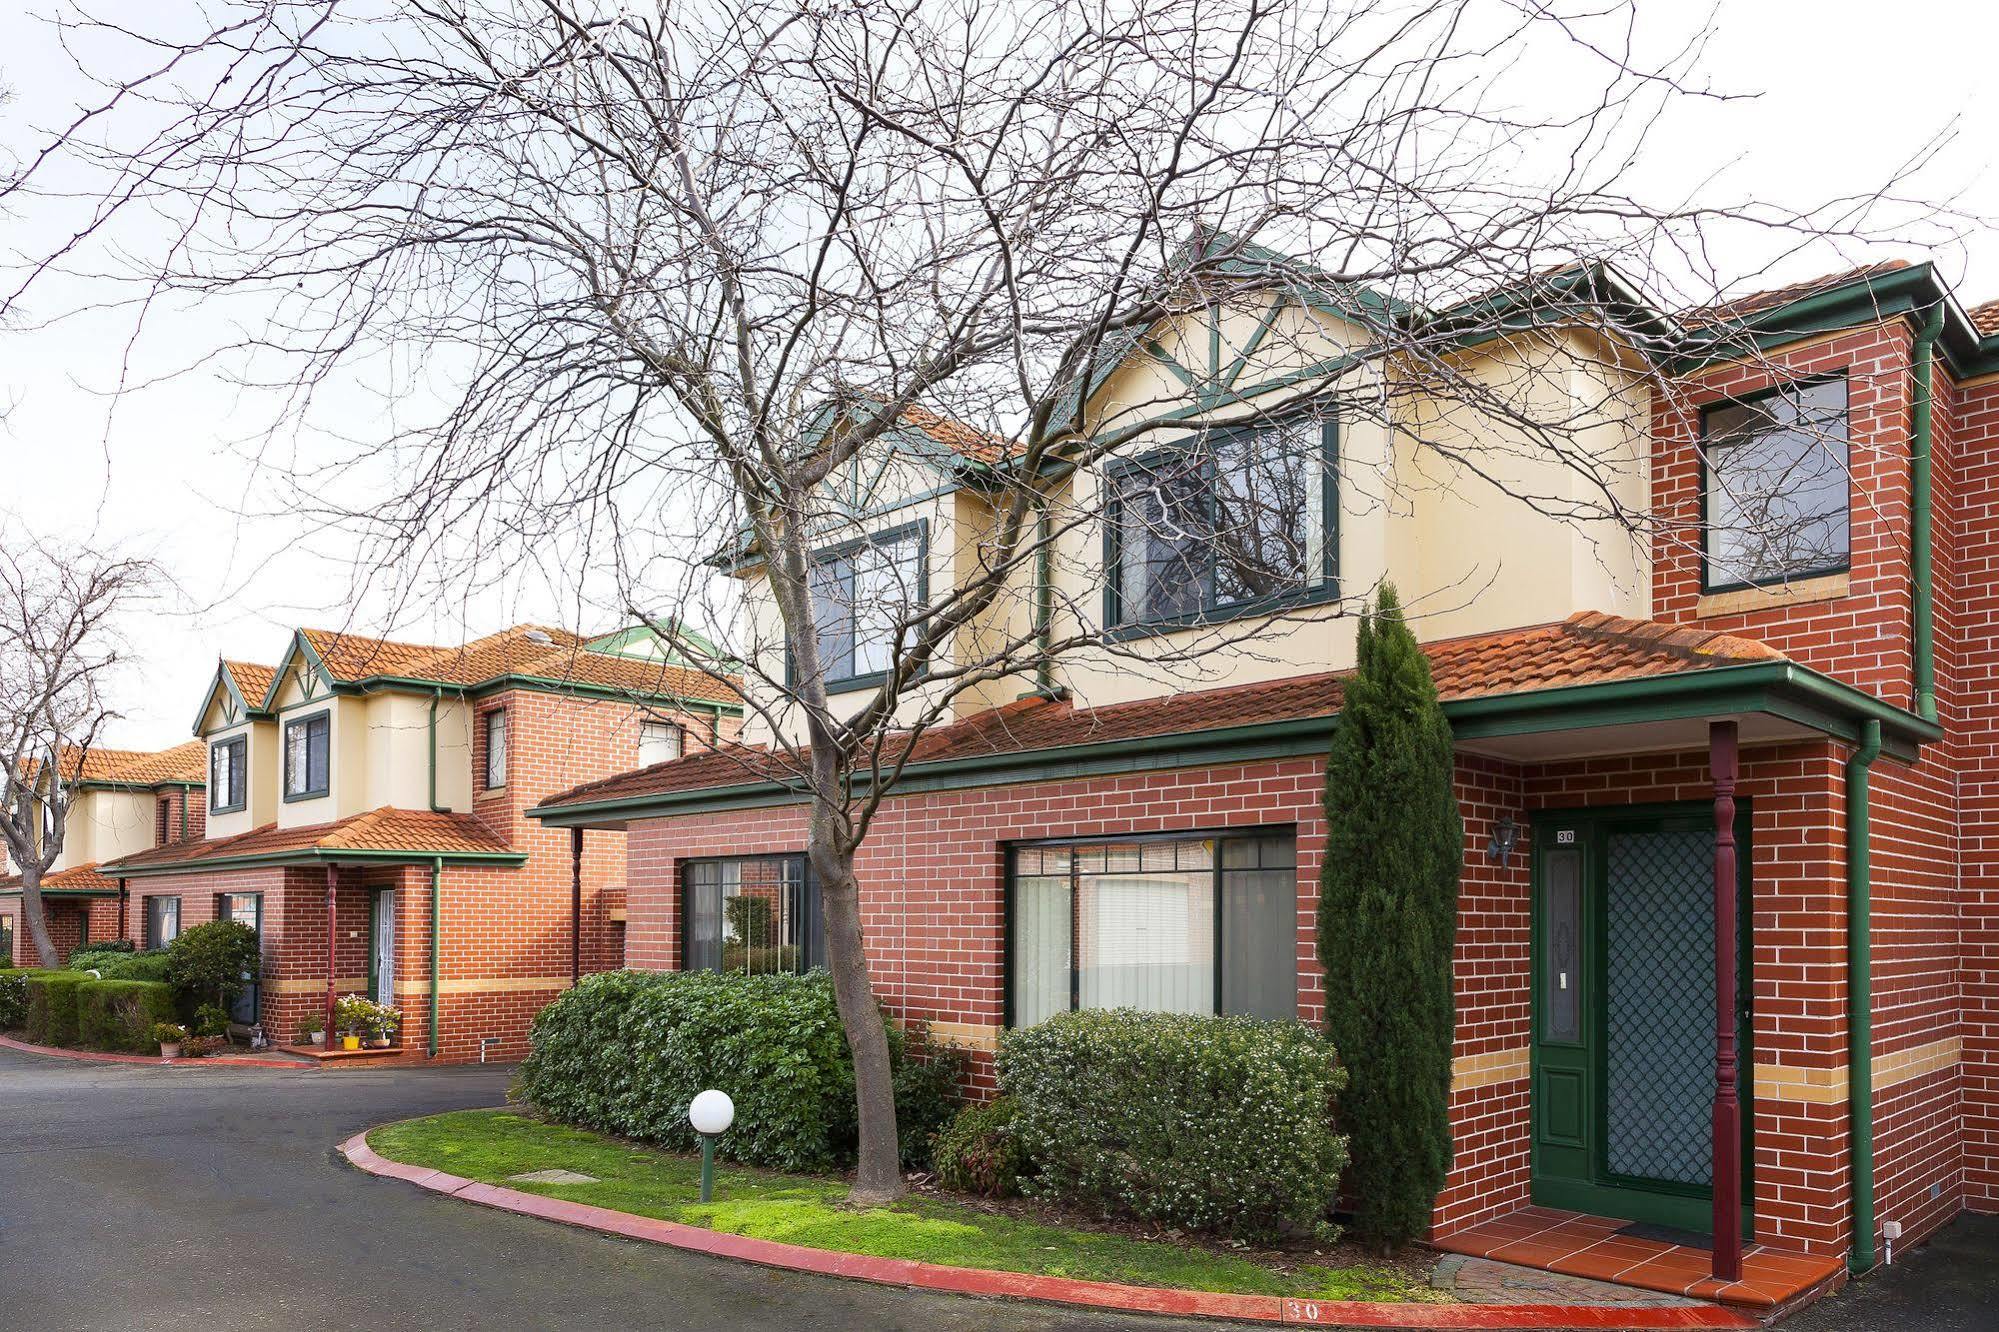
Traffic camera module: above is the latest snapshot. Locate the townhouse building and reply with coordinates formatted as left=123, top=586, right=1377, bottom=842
left=529, top=253, right=1999, bottom=1307
left=97, top=623, right=741, bottom=1060
left=1, top=742, right=208, bottom=964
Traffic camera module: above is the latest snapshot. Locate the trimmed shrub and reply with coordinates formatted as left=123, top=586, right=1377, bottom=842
left=68, top=941, right=136, bottom=972
left=0, top=967, right=60, bottom=1030
left=522, top=970, right=930, bottom=1173
left=103, top=950, right=172, bottom=983
left=889, top=1022, right=965, bottom=1170
left=78, top=979, right=179, bottom=1052
left=997, top=1009, right=1348, bottom=1243
left=933, top=1096, right=1029, bottom=1197
left=24, top=972, right=92, bottom=1047
left=166, top=920, right=260, bottom=1007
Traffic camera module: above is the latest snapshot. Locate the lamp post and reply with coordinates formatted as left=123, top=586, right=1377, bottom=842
left=689, top=1089, right=734, bottom=1204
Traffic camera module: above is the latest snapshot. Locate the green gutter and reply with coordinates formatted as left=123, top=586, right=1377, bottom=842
left=529, top=660, right=1939, bottom=826
left=428, top=857, right=442, bottom=1058
left=1846, top=718, right=1882, bottom=1274
left=107, top=847, right=527, bottom=878
left=1912, top=303, right=1944, bottom=723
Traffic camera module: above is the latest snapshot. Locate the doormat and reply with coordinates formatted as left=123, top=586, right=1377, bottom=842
left=1616, top=1221, right=1712, bottom=1250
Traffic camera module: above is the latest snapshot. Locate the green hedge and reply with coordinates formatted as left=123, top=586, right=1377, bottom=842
left=78, top=979, right=179, bottom=1052
left=24, top=972, right=92, bottom=1047
left=0, top=967, right=61, bottom=1030
left=68, top=940, right=136, bottom=971
left=103, top=950, right=171, bottom=983
left=933, top=1095, right=1030, bottom=1197
left=522, top=970, right=942, bottom=1173
left=998, top=1009, right=1349, bottom=1243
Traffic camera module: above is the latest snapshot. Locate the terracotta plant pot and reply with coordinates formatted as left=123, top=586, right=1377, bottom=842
left=368, top=1038, right=391, bottom=1049
left=341, top=1034, right=361, bottom=1051
left=160, top=1043, right=181, bottom=1059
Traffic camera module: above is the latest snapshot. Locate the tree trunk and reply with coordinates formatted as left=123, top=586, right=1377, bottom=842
left=19, top=866, right=62, bottom=969
left=807, top=815, right=903, bottom=1205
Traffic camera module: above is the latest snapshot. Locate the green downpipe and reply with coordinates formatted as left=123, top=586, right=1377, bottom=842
left=1912, top=304, right=1943, bottom=723
left=1034, top=500, right=1054, bottom=695
left=428, top=690, right=447, bottom=812
left=1846, top=718, right=1882, bottom=1274
left=428, top=857, right=442, bottom=1058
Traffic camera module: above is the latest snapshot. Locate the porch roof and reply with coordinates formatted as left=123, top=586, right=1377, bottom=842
left=99, top=807, right=525, bottom=878
left=0, top=863, right=119, bottom=897
left=528, top=611, right=1939, bottom=829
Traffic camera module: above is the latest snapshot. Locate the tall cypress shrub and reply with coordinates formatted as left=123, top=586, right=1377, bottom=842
left=1318, top=583, right=1462, bottom=1249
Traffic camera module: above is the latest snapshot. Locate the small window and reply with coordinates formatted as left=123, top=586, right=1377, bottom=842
left=145, top=896, right=181, bottom=950
left=1108, top=416, right=1336, bottom=629
left=210, top=736, right=247, bottom=813
left=1009, top=831, right=1297, bottom=1026
left=283, top=712, right=330, bottom=800
left=806, top=524, right=926, bottom=689
left=155, top=798, right=172, bottom=847
left=0, top=912, right=13, bottom=964
left=639, top=720, right=684, bottom=767
left=1701, top=377, right=1849, bottom=590
left=483, top=710, right=508, bottom=789
left=682, top=856, right=819, bottom=975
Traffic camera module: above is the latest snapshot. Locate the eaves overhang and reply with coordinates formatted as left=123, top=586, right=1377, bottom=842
left=101, top=846, right=528, bottom=879
left=528, top=660, right=1934, bottom=829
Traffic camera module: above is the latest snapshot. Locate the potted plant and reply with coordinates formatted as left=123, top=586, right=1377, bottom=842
left=296, top=1015, right=325, bottom=1047
left=367, top=1001, right=403, bottom=1049
left=153, top=1022, right=188, bottom=1059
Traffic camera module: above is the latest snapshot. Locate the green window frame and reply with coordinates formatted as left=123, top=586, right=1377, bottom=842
left=282, top=710, right=330, bottom=802
left=209, top=735, right=247, bottom=813
left=1698, top=375, right=1850, bottom=592
left=144, top=895, right=182, bottom=950
left=1103, top=414, right=1339, bottom=635
left=792, top=519, right=930, bottom=694
left=482, top=708, right=508, bottom=789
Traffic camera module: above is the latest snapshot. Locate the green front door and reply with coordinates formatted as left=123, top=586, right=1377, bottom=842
left=1530, top=804, right=1752, bottom=1233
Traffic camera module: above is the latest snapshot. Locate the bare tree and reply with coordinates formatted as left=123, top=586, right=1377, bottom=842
left=0, top=0, right=1953, bottom=1199
left=0, top=532, right=157, bottom=968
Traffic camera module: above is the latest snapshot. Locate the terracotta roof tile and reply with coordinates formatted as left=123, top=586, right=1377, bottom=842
left=895, top=403, right=1020, bottom=466
left=1682, top=260, right=1912, bottom=330
left=24, top=741, right=209, bottom=788
left=224, top=661, right=278, bottom=706
left=102, top=807, right=514, bottom=873
left=296, top=624, right=741, bottom=706
left=0, top=862, right=118, bottom=894
left=1969, top=300, right=1999, bottom=337
left=536, top=610, right=1786, bottom=812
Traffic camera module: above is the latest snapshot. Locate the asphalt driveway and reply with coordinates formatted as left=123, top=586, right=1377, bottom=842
left=0, top=1046, right=1252, bottom=1331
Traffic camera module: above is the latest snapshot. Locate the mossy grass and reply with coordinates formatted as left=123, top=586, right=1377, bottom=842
left=369, top=1109, right=1439, bottom=1302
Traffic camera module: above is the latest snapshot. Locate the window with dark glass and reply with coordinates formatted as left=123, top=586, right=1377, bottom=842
left=682, top=855, right=820, bottom=975
left=483, top=710, right=508, bottom=788
left=1701, top=378, right=1849, bottom=589
left=806, top=525, right=925, bottom=688
left=1108, top=417, right=1335, bottom=628
left=145, top=896, right=181, bottom=950
left=1008, top=831, right=1298, bottom=1026
left=210, top=735, right=246, bottom=813
left=283, top=712, right=330, bottom=799
left=155, top=798, right=171, bottom=847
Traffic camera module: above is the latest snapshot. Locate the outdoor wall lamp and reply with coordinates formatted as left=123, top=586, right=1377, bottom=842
left=1486, top=817, right=1520, bottom=864
left=689, top=1088, right=735, bottom=1203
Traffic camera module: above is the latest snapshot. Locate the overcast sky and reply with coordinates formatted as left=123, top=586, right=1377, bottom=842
left=3, top=0, right=1997, bottom=750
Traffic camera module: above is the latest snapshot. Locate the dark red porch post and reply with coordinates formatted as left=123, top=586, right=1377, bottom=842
left=1710, top=720, right=1744, bottom=1282
left=323, top=865, right=338, bottom=1046
left=570, top=827, right=583, bottom=986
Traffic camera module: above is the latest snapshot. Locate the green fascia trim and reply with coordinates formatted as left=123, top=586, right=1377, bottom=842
left=190, top=662, right=273, bottom=736
left=295, top=669, right=743, bottom=716
left=260, top=632, right=339, bottom=712
left=529, top=661, right=1935, bottom=826
left=0, top=887, right=119, bottom=898
left=72, top=780, right=205, bottom=794
left=106, top=847, right=527, bottom=878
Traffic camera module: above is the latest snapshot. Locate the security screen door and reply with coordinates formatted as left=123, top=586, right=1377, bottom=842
left=1530, top=805, right=1752, bottom=1234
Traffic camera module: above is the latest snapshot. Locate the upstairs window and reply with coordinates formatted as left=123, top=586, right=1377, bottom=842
left=483, top=710, right=508, bottom=789
left=283, top=712, right=330, bottom=801
left=806, top=523, right=926, bottom=690
left=1701, top=378, right=1850, bottom=590
left=210, top=736, right=246, bottom=813
left=639, top=720, right=684, bottom=767
left=1107, top=416, right=1336, bottom=629
left=154, top=798, right=171, bottom=847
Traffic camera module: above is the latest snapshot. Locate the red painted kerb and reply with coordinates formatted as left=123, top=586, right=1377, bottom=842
left=0, top=1033, right=309, bottom=1070
left=339, top=1132, right=1760, bottom=1329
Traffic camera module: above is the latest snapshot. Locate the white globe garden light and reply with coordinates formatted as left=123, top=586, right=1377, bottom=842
left=689, top=1088, right=735, bottom=1202
left=689, top=1088, right=735, bottom=1137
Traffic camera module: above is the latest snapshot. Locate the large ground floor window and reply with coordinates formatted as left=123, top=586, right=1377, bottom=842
left=1007, top=829, right=1298, bottom=1026
left=145, top=895, right=181, bottom=950
left=682, top=855, right=821, bottom=975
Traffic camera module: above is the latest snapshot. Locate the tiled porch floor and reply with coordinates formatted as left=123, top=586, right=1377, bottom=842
left=1434, top=1206, right=1846, bottom=1311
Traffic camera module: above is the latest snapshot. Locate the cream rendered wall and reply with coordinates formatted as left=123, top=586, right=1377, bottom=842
left=57, top=788, right=157, bottom=870
left=201, top=720, right=279, bottom=837
left=272, top=663, right=359, bottom=826
left=357, top=691, right=472, bottom=813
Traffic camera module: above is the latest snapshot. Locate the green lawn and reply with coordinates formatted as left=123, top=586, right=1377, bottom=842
left=369, top=1109, right=1439, bottom=1302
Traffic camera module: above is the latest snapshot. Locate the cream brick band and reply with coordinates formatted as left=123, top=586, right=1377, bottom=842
left=925, top=1021, right=1000, bottom=1053
left=264, top=977, right=367, bottom=995
left=393, top=976, right=574, bottom=997
left=1452, top=1046, right=1529, bottom=1093
left=1754, top=1037, right=1962, bottom=1105
left=1696, top=571, right=1849, bottom=619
